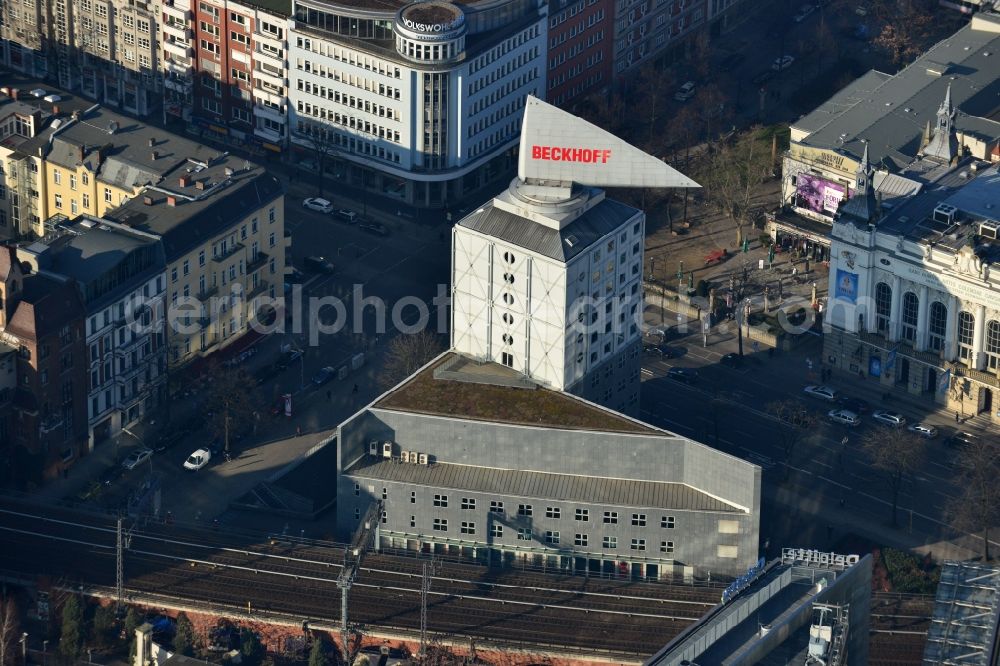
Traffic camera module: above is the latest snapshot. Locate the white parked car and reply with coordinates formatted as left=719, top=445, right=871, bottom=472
left=828, top=409, right=860, bottom=427
left=302, top=197, right=334, bottom=214
left=872, top=410, right=907, bottom=428
left=907, top=423, right=938, bottom=438
left=803, top=385, right=838, bottom=401
left=183, top=448, right=212, bottom=471
left=122, top=448, right=153, bottom=470
left=772, top=55, right=795, bottom=71
left=673, top=81, right=696, bottom=102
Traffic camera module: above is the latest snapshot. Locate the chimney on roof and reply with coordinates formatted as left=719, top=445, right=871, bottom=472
left=179, top=175, right=190, bottom=187
left=143, top=195, right=154, bottom=205
left=195, top=180, right=206, bottom=191
left=9, top=89, right=18, bottom=101
left=78, top=145, right=85, bottom=163
left=166, top=196, right=177, bottom=207
left=148, top=137, right=155, bottom=147
left=51, top=105, right=59, bottom=116
left=151, top=150, right=158, bottom=160
left=71, top=109, right=80, bottom=121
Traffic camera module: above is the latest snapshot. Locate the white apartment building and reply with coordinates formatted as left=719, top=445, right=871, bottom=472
left=288, top=0, right=547, bottom=207
left=162, top=0, right=196, bottom=123
left=17, top=217, right=168, bottom=448
left=451, top=97, right=697, bottom=415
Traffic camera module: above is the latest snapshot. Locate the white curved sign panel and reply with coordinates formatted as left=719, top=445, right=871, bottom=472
left=518, top=95, right=700, bottom=189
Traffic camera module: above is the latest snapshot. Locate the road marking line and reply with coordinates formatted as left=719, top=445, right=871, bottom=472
left=817, top=476, right=851, bottom=490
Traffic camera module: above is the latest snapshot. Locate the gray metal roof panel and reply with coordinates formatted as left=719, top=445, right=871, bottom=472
left=459, top=195, right=639, bottom=262
left=798, top=20, right=1000, bottom=167
left=349, top=459, right=742, bottom=512
left=793, top=69, right=894, bottom=136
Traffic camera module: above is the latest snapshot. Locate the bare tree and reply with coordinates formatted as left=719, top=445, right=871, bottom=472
left=946, top=438, right=1000, bottom=562
left=861, top=427, right=926, bottom=527
left=204, top=361, right=260, bottom=455
left=294, top=125, right=341, bottom=198
left=702, top=127, right=773, bottom=250
left=378, top=330, right=446, bottom=388
left=728, top=256, right=760, bottom=357
left=0, top=597, right=20, bottom=666
left=765, top=400, right=818, bottom=475
left=872, top=0, right=935, bottom=69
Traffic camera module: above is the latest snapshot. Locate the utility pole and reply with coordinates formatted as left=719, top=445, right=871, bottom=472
left=419, top=557, right=439, bottom=659
left=116, top=515, right=124, bottom=616
left=337, top=500, right=382, bottom=664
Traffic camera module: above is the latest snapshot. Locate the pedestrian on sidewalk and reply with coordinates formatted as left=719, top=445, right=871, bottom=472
left=296, top=425, right=302, bottom=437
left=955, top=411, right=960, bottom=423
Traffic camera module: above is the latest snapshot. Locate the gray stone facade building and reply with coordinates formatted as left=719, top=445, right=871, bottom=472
left=337, top=352, right=761, bottom=579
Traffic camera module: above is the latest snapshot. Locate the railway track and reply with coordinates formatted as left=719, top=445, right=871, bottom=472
left=0, top=502, right=719, bottom=656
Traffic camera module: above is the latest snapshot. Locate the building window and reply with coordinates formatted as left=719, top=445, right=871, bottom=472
left=661, top=515, right=675, bottom=529
left=603, top=536, right=617, bottom=549
left=461, top=497, right=476, bottom=510
left=410, top=516, right=416, bottom=528
left=53, top=169, right=61, bottom=185
left=632, top=513, right=646, bottom=526
left=544, top=531, right=560, bottom=544
left=82, top=193, right=90, bottom=209
left=490, top=500, right=504, bottom=513
left=630, top=538, right=646, bottom=551
left=661, top=541, right=674, bottom=554
left=574, top=533, right=588, bottom=546
left=575, top=508, right=589, bottom=521
left=518, top=504, right=532, bottom=517
left=929, top=302, right=947, bottom=351
left=433, top=494, right=448, bottom=507
left=875, top=282, right=892, bottom=333
left=410, top=491, right=416, bottom=503
left=603, top=511, right=618, bottom=524
left=958, top=311, right=975, bottom=362
left=199, top=250, right=206, bottom=267
left=901, top=292, right=918, bottom=343
left=517, top=527, right=532, bottom=540
left=491, top=524, right=503, bottom=538
left=353, top=483, right=360, bottom=496
left=69, top=174, right=77, bottom=190
left=460, top=521, right=476, bottom=534
left=54, top=193, right=62, bottom=209
left=382, top=487, right=388, bottom=500
left=545, top=507, right=561, bottom=518
left=501, top=352, right=513, bottom=367
left=104, top=187, right=113, bottom=203
left=183, top=260, right=190, bottom=276
left=433, top=518, right=447, bottom=531
left=987, top=321, right=1000, bottom=370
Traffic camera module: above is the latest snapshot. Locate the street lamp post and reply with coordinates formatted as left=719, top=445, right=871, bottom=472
left=20, top=632, right=27, bottom=665
left=42, top=640, right=48, bottom=666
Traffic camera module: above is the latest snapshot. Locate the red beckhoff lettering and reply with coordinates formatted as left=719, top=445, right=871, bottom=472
left=531, top=146, right=612, bottom=164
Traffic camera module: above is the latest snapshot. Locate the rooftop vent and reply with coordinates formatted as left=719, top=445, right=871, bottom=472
left=564, top=234, right=578, bottom=247
left=148, top=137, right=155, bottom=147
left=224, top=167, right=234, bottom=177
left=78, top=219, right=97, bottom=228
left=933, top=203, right=958, bottom=224
left=179, top=175, right=190, bottom=187
left=195, top=180, right=206, bottom=191
left=980, top=222, right=998, bottom=239
left=143, top=196, right=154, bottom=206
left=925, top=60, right=949, bottom=76
left=151, top=150, right=158, bottom=160
left=107, top=120, right=119, bottom=135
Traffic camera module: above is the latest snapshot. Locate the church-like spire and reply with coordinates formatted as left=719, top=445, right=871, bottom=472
left=921, top=83, right=957, bottom=163
left=839, top=140, right=878, bottom=225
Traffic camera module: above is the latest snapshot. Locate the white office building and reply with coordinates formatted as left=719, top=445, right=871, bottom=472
left=451, top=97, right=697, bottom=415
left=287, top=0, right=547, bottom=207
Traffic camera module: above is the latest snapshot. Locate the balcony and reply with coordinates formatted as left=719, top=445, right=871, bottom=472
left=165, top=57, right=193, bottom=76
left=163, top=2, right=191, bottom=21
left=252, top=67, right=285, bottom=91
left=197, top=285, right=219, bottom=302
left=164, top=76, right=193, bottom=93
left=162, top=22, right=191, bottom=41
left=163, top=39, right=193, bottom=59
left=248, top=280, right=270, bottom=299
left=253, top=102, right=285, bottom=123
left=212, top=242, right=244, bottom=264
left=247, top=251, right=269, bottom=273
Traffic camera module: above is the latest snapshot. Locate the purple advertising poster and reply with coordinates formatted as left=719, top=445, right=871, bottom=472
left=796, top=174, right=847, bottom=216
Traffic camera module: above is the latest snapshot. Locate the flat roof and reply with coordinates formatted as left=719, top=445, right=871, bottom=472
left=923, top=561, right=1000, bottom=665
left=44, top=221, right=158, bottom=285
left=349, top=458, right=742, bottom=512
left=375, top=353, right=659, bottom=434
left=795, top=16, right=1000, bottom=168
left=458, top=189, right=639, bottom=262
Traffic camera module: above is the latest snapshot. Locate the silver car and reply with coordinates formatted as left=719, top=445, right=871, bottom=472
left=828, top=409, right=860, bottom=427
left=803, top=385, right=838, bottom=401
left=872, top=410, right=906, bottom=428
left=907, top=423, right=938, bottom=439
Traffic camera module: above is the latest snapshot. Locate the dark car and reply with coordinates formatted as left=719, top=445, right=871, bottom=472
left=311, top=366, right=336, bottom=386
left=99, top=465, right=125, bottom=487
left=837, top=396, right=870, bottom=414
left=359, top=220, right=390, bottom=236
left=946, top=431, right=978, bottom=447
left=304, top=256, right=336, bottom=274
left=667, top=367, right=699, bottom=384
left=275, top=349, right=303, bottom=371
left=720, top=352, right=742, bottom=368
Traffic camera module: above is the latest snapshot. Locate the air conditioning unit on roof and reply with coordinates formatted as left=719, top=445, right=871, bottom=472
left=418, top=453, right=429, bottom=465
left=382, top=441, right=393, bottom=459
left=401, top=451, right=410, bottom=463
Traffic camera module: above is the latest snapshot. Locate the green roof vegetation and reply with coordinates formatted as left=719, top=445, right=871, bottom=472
left=376, top=355, right=658, bottom=434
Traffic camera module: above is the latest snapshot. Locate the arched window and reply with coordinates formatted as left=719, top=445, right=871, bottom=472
left=928, top=302, right=947, bottom=351
left=958, top=311, right=975, bottom=363
left=875, top=283, right=892, bottom=333
left=901, top=292, right=919, bottom=342
left=986, top=321, right=1000, bottom=371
